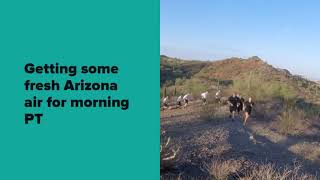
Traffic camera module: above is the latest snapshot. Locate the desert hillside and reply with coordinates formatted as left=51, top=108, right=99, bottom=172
left=160, top=55, right=320, bottom=179
left=160, top=55, right=320, bottom=103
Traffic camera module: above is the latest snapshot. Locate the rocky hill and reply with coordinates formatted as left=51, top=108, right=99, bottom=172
left=160, top=55, right=320, bottom=102
left=160, top=55, right=209, bottom=86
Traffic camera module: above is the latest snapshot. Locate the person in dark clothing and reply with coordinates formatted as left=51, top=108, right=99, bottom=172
left=228, top=93, right=238, bottom=120
left=243, top=97, right=254, bottom=125
left=236, top=94, right=245, bottom=115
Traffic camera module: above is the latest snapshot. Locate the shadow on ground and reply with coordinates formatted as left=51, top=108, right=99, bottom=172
left=161, top=111, right=320, bottom=179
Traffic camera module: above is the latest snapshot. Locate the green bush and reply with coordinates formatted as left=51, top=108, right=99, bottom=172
left=175, top=77, right=185, bottom=86
left=185, top=78, right=209, bottom=95
left=296, top=101, right=320, bottom=119
left=278, top=102, right=306, bottom=135
left=232, top=72, right=297, bottom=101
left=163, top=80, right=175, bottom=87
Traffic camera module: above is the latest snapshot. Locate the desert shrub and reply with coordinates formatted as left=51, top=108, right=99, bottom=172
left=160, top=86, right=184, bottom=98
left=241, top=162, right=316, bottom=180
left=175, top=77, right=186, bottom=86
left=252, top=103, right=268, bottom=119
left=163, top=80, right=175, bottom=87
left=160, top=131, right=180, bottom=171
left=278, top=85, right=297, bottom=102
left=206, top=160, right=240, bottom=180
left=289, top=142, right=320, bottom=162
left=278, top=103, right=306, bottom=135
left=200, top=103, right=219, bottom=121
left=278, top=98, right=320, bottom=135
left=232, top=72, right=297, bottom=101
left=206, top=160, right=316, bottom=180
left=242, top=163, right=289, bottom=180
left=304, top=105, right=320, bottom=119
left=185, top=78, right=209, bottom=95
left=296, top=100, right=320, bottom=119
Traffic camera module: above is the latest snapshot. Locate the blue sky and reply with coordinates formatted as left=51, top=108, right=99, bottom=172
left=161, top=0, right=320, bottom=80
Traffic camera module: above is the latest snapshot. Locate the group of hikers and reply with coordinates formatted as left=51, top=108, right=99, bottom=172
left=162, top=90, right=254, bottom=126
left=227, top=92, right=254, bottom=125
left=163, top=94, right=191, bottom=108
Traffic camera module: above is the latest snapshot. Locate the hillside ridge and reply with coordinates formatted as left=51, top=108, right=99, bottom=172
left=160, top=55, right=319, bottom=102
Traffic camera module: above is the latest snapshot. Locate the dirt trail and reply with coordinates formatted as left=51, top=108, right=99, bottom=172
left=161, top=101, right=320, bottom=178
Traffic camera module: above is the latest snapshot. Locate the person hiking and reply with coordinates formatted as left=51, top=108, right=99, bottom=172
left=163, top=96, right=169, bottom=108
left=177, top=95, right=182, bottom=106
left=183, top=94, right=190, bottom=107
left=201, top=91, right=209, bottom=104
left=228, top=93, right=238, bottom=120
left=215, top=90, right=221, bottom=103
left=236, top=94, right=245, bottom=116
left=243, top=97, right=254, bottom=126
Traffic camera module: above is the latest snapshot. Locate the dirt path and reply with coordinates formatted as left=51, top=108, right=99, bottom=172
left=161, top=101, right=320, bottom=178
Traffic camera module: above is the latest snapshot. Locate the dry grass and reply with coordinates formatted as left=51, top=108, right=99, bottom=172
left=278, top=107, right=307, bottom=135
left=160, top=131, right=180, bottom=171
left=206, top=160, right=316, bottom=180
left=199, top=102, right=219, bottom=121
left=289, top=142, right=320, bottom=162
left=252, top=124, right=287, bottom=143
left=206, top=159, right=241, bottom=180
left=241, top=162, right=316, bottom=180
left=240, top=164, right=316, bottom=180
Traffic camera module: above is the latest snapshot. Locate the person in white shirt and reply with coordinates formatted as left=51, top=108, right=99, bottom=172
left=201, top=91, right=209, bottom=104
left=176, top=95, right=182, bottom=106
left=183, top=94, right=190, bottom=106
left=163, top=96, right=169, bottom=107
left=215, top=90, right=221, bottom=103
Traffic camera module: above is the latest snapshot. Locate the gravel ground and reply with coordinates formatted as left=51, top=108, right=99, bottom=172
left=161, top=101, right=320, bottom=179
